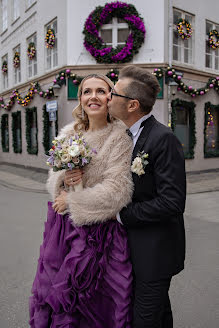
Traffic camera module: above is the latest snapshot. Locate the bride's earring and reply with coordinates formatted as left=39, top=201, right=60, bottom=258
left=81, top=107, right=85, bottom=120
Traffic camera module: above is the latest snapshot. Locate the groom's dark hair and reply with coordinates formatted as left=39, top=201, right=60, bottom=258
left=119, top=65, right=161, bottom=114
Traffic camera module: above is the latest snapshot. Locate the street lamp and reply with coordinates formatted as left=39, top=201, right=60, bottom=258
left=53, top=83, right=61, bottom=97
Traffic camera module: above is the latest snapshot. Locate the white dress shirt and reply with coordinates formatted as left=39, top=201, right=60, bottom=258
left=116, top=113, right=152, bottom=224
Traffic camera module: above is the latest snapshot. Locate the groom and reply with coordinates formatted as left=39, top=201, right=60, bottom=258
left=107, top=65, right=186, bottom=328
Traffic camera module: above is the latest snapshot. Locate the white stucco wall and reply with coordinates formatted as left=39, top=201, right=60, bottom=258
left=66, top=0, right=166, bottom=65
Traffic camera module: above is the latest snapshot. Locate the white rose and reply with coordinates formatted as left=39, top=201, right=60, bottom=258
left=54, top=159, right=62, bottom=168
left=68, top=143, right=80, bottom=157
left=131, top=157, right=145, bottom=176
left=61, top=153, right=71, bottom=164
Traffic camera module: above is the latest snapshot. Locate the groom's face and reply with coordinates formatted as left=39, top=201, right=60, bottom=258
left=107, top=78, right=131, bottom=121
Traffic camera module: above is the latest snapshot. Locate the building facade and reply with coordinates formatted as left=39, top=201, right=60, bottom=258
left=0, top=0, right=218, bottom=171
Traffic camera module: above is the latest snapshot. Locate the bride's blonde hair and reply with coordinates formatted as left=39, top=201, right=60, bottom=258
left=72, top=74, right=114, bottom=132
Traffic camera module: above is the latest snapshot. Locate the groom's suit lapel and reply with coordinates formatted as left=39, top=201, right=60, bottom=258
left=132, top=115, right=156, bottom=161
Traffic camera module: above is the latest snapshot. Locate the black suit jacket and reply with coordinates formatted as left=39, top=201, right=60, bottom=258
left=120, top=115, right=186, bottom=281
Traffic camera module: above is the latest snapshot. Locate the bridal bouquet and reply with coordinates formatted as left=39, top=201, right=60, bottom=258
left=46, top=133, right=96, bottom=190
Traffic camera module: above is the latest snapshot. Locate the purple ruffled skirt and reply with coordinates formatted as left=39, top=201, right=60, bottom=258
left=29, top=202, right=133, bottom=327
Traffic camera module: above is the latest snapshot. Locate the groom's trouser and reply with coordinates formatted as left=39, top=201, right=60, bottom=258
left=133, top=277, right=173, bottom=328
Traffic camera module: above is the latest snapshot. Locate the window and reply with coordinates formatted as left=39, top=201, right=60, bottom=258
left=100, top=17, right=129, bottom=47
left=27, top=0, right=35, bottom=7
left=27, top=33, right=37, bottom=78
left=205, top=21, right=219, bottom=70
left=12, top=111, right=22, bottom=153
left=42, top=104, right=58, bottom=154
left=25, top=107, right=38, bottom=154
left=204, top=102, right=219, bottom=157
left=1, top=0, right=8, bottom=31
left=2, top=54, right=8, bottom=89
left=1, top=113, right=9, bottom=152
left=171, top=99, right=196, bottom=159
left=13, top=0, right=19, bottom=21
left=45, top=19, right=58, bottom=70
left=13, top=45, right=21, bottom=84
left=173, top=9, right=194, bottom=64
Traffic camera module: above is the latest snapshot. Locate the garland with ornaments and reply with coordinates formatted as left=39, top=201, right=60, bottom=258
left=106, top=68, right=119, bottom=82
left=0, top=68, right=119, bottom=111
left=177, top=18, right=192, bottom=40
left=83, top=1, right=145, bottom=63
left=208, top=30, right=219, bottom=50
left=27, top=42, right=36, bottom=60
left=45, top=28, right=55, bottom=48
left=13, top=52, right=20, bottom=68
left=2, top=60, right=8, bottom=74
left=153, top=67, right=219, bottom=97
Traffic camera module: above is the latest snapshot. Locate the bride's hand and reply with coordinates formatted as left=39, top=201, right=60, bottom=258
left=53, top=190, right=67, bottom=213
left=64, top=168, right=83, bottom=186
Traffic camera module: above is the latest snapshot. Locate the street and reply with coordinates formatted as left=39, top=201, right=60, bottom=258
left=0, top=182, right=219, bottom=327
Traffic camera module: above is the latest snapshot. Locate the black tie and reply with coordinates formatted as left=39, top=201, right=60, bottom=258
left=126, top=129, right=133, bottom=139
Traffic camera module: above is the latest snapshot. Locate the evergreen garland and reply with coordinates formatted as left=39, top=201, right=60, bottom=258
left=153, top=67, right=219, bottom=97
left=25, top=107, right=38, bottom=155
left=42, top=104, right=58, bottom=154
left=171, top=98, right=196, bottom=159
left=1, top=114, right=9, bottom=152
left=204, top=102, right=219, bottom=158
left=12, top=111, right=22, bottom=153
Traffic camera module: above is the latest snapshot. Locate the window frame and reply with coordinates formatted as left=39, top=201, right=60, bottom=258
left=1, top=113, right=9, bottom=152
left=12, top=0, right=19, bottom=22
left=171, top=98, right=196, bottom=159
left=45, top=19, right=58, bottom=71
left=204, top=102, right=219, bottom=158
left=2, top=54, right=8, bottom=90
left=100, top=17, right=130, bottom=47
left=1, top=0, right=8, bottom=32
left=205, top=20, right=219, bottom=71
left=13, top=44, right=21, bottom=85
left=27, top=33, right=37, bottom=79
left=26, top=0, right=35, bottom=8
left=172, top=8, right=194, bottom=65
left=12, top=111, right=22, bottom=153
left=25, top=106, right=38, bottom=155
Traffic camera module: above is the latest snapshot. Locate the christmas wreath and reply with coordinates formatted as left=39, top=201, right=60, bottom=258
left=177, top=18, right=192, bottom=40
left=45, top=28, right=55, bottom=48
left=2, top=60, right=8, bottom=74
left=13, top=52, right=20, bottom=68
left=208, top=30, right=219, bottom=49
left=27, top=42, right=36, bottom=60
left=83, top=1, right=145, bottom=63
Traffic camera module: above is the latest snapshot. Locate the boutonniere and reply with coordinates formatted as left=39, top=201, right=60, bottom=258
left=131, top=151, right=149, bottom=176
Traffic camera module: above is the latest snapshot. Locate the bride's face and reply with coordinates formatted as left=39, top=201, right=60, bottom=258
left=80, top=78, right=110, bottom=122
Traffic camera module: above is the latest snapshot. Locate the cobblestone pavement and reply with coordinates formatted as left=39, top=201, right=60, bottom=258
left=0, top=162, right=219, bottom=194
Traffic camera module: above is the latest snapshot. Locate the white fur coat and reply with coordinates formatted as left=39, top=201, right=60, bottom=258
left=46, top=120, right=133, bottom=226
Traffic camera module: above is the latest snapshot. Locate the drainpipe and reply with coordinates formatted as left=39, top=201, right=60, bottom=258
left=168, top=0, right=173, bottom=127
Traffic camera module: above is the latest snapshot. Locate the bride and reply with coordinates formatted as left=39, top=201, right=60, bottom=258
left=29, top=74, right=134, bottom=327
